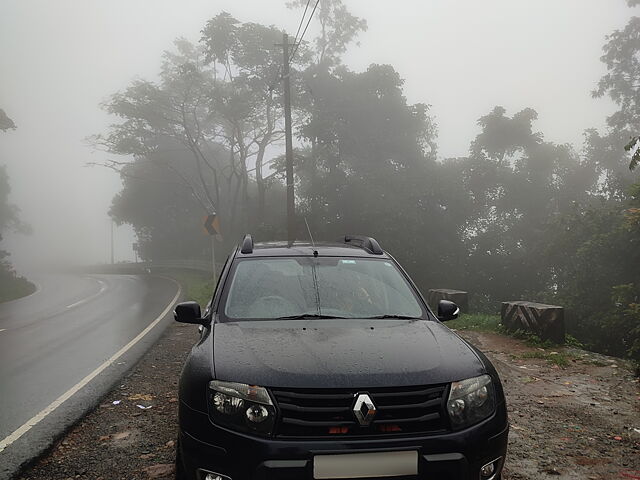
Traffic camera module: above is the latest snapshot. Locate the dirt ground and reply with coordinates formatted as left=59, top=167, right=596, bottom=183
left=16, top=323, right=640, bottom=480
left=459, top=331, right=640, bottom=480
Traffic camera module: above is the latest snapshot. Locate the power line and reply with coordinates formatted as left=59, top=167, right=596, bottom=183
left=289, top=0, right=320, bottom=63
left=268, top=0, right=318, bottom=91
left=292, top=0, right=312, bottom=47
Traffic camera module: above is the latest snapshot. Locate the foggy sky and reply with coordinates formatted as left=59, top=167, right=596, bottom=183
left=0, top=0, right=631, bottom=271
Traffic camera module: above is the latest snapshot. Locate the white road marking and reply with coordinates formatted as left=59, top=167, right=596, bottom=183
left=65, top=279, right=107, bottom=309
left=0, top=329, right=6, bottom=333
left=0, top=283, right=181, bottom=453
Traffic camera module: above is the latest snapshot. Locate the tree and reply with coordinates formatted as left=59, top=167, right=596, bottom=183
left=0, top=108, right=16, bottom=132
left=95, top=15, right=303, bottom=256
left=0, top=110, right=34, bottom=302
left=593, top=2, right=640, bottom=171
left=447, top=108, right=595, bottom=302
left=0, top=165, right=29, bottom=236
left=287, top=0, right=367, bottom=69
left=200, top=13, right=301, bottom=222
left=288, top=63, right=457, bottom=289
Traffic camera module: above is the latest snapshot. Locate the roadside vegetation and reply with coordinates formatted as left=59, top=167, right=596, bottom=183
left=446, top=313, right=503, bottom=334
left=0, top=264, right=35, bottom=303
left=158, top=270, right=214, bottom=307
left=0, top=110, right=35, bottom=303
left=447, top=313, right=571, bottom=368
left=448, top=313, right=640, bottom=373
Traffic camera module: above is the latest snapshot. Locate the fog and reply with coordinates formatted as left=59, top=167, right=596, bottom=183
left=0, top=0, right=630, bottom=271
left=3, top=3, right=640, bottom=476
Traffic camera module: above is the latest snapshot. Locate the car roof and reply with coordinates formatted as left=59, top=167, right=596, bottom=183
left=235, top=241, right=391, bottom=259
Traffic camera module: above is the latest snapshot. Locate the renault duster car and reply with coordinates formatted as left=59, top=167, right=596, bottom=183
left=174, top=234, right=508, bottom=480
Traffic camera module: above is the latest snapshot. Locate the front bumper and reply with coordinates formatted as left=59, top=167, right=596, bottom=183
left=178, top=400, right=509, bottom=480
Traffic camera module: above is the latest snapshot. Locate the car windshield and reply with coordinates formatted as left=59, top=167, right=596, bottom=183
left=223, top=257, right=424, bottom=320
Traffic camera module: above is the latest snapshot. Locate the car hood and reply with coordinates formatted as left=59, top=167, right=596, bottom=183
left=212, top=319, right=485, bottom=388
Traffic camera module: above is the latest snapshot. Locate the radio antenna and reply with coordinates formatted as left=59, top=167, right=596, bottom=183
left=304, top=217, right=318, bottom=257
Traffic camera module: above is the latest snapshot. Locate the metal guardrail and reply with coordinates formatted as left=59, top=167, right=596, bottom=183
left=72, top=260, right=225, bottom=276
left=139, top=260, right=221, bottom=273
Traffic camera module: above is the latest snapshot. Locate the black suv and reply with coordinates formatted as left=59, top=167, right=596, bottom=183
left=174, top=235, right=508, bottom=480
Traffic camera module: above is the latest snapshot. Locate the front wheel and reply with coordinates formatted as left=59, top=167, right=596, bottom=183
left=175, top=438, right=187, bottom=480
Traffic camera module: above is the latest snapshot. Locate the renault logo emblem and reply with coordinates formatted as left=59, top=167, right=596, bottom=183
left=353, top=393, right=376, bottom=426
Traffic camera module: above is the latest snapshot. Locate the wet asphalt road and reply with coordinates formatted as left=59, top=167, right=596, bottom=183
left=0, top=273, right=180, bottom=479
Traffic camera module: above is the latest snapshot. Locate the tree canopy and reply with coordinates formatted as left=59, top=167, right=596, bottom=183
left=96, top=3, right=640, bottom=361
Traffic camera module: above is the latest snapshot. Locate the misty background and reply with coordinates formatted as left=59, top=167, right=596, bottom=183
left=0, top=0, right=629, bottom=270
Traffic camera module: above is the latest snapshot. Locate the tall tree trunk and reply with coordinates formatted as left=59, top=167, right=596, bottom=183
left=255, top=142, right=268, bottom=221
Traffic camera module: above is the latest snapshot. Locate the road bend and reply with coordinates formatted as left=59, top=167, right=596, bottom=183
left=0, top=273, right=180, bottom=479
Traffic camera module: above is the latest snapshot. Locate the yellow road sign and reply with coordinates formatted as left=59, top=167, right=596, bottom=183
left=203, top=214, right=221, bottom=236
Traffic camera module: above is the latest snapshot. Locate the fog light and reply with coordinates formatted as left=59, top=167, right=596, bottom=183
left=480, top=457, right=501, bottom=479
left=480, top=463, right=495, bottom=476
left=200, top=471, right=232, bottom=480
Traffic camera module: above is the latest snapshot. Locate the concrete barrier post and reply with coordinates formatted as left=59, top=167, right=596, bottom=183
left=501, top=301, right=565, bottom=344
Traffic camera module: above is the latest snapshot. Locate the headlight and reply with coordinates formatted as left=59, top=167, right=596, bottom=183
left=447, top=374, right=496, bottom=430
left=208, top=380, right=276, bottom=436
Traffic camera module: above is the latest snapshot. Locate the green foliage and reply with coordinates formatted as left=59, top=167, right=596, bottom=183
left=287, top=0, right=367, bottom=68
left=519, top=350, right=570, bottom=368
left=288, top=62, right=454, bottom=288
left=447, top=315, right=574, bottom=367
left=96, top=5, right=640, bottom=365
left=605, top=284, right=640, bottom=361
left=109, top=157, right=211, bottom=261
left=0, top=108, right=16, bottom=131
left=594, top=5, right=640, bottom=172
left=438, top=107, right=601, bottom=302
left=96, top=17, right=294, bottom=255
left=0, top=234, right=35, bottom=303
left=508, top=329, right=557, bottom=349
left=625, top=136, right=640, bottom=170
left=162, top=270, right=214, bottom=307
left=565, top=334, right=584, bottom=349
left=0, top=165, right=30, bottom=235
left=0, top=165, right=18, bottom=233
left=0, top=117, right=34, bottom=301
left=0, top=264, right=35, bottom=303
left=445, top=313, right=502, bottom=333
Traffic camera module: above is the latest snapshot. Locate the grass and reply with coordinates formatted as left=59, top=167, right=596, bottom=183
left=519, top=350, right=570, bottom=368
left=447, top=313, right=576, bottom=368
left=160, top=269, right=215, bottom=306
left=445, top=313, right=503, bottom=333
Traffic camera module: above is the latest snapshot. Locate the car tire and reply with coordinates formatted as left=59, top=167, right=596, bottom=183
left=175, top=438, right=187, bottom=480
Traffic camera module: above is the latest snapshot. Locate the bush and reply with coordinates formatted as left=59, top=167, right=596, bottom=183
left=0, top=259, right=35, bottom=303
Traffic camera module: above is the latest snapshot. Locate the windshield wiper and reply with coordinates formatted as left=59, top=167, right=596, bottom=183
left=276, top=314, right=346, bottom=320
left=369, top=314, right=422, bottom=319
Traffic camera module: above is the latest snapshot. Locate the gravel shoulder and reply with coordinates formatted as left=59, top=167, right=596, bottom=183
left=15, top=324, right=640, bottom=480
left=458, top=330, right=640, bottom=480
left=16, top=321, right=197, bottom=480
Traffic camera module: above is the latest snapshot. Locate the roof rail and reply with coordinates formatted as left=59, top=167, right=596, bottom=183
left=341, top=235, right=383, bottom=255
left=240, top=234, right=253, bottom=254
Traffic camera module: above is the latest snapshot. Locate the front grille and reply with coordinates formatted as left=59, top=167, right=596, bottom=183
left=270, top=384, right=450, bottom=438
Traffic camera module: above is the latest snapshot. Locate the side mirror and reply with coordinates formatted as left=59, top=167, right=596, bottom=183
left=174, top=301, right=204, bottom=325
left=438, top=300, right=460, bottom=321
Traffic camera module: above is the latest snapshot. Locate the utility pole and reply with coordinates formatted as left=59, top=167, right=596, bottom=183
left=204, top=213, right=220, bottom=280
left=110, top=220, right=114, bottom=265
left=211, top=234, right=217, bottom=281
left=282, top=32, right=296, bottom=245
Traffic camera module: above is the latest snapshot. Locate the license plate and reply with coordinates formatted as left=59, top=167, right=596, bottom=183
left=313, top=450, right=418, bottom=479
